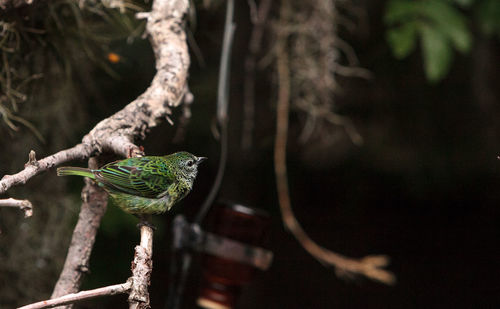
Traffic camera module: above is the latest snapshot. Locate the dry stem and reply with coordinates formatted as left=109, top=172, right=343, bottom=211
left=0, top=145, right=93, bottom=195
left=0, top=197, right=33, bottom=217
left=274, top=0, right=366, bottom=146
left=128, top=225, right=154, bottom=309
left=20, top=224, right=154, bottom=309
left=17, top=282, right=131, bottom=309
left=274, top=6, right=395, bottom=283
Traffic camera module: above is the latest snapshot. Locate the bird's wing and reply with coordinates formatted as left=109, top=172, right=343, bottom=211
left=95, top=159, right=174, bottom=198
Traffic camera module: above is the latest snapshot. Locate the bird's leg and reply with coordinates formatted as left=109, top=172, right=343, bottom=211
left=136, top=214, right=156, bottom=230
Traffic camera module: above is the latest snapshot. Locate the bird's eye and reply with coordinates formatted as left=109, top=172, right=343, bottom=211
left=186, top=160, right=194, bottom=167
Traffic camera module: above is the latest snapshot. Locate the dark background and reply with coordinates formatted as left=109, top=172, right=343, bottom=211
left=1, top=1, right=500, bottom=308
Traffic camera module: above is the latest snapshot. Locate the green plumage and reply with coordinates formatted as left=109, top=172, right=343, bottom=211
left=57, top=152, right=206, bottom=215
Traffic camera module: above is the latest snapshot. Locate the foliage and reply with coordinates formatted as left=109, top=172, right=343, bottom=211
left=385, top=0, right=472, bottom=83
left=385, top=0, right=500, bottom=83
left=476, top=0, right=500, bottom=38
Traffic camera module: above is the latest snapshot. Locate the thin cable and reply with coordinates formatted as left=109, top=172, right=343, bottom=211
left=165, top=1, right=235, bottom=308
left=194, top=0, right=235, bottom=224
left=194, top=122, right=228, bottom=224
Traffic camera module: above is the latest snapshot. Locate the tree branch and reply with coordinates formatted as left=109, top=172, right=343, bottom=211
left=0, top=197, right=33, bottom=218
left=20, top=224, right=155, bottom=309
left=17, top=282, right=132, bottom=309
left=0, top=0, right=191, bottom=195
left=49, top=158, right=109, bottom=305
left=2, top=0, right=188, bottom=307
left=0, top=146, right=92, bottom=195
left=0, top=1, right=189, bottom=308
left=128, top=225, right=154, bottom=309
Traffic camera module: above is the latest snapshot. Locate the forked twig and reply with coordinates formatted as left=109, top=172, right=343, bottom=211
left=18, top=282, right=132, bottom=309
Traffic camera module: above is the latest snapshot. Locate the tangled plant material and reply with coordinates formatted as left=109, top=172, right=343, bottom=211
left=273, top=0, right=395, bottom=285
left=275, top=0, right=369, bottom=145
left=0, top=1, right=145, bottom=141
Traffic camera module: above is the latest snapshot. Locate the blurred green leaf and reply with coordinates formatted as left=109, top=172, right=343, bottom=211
left=419, top=24, right=453, bottom=82
left=385, top=0, right=472, bottom=82
left=385, top=0, right=419, bottom=25
left=476, top=0, right=500, bottom=37
left=417, top=0, right=471, bottom=53
left=387, top=22, right=418, bottom=58
left=450, top=0, right=474, bottom=8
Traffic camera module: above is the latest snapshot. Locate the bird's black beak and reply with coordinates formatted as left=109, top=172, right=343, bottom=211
left=196, top=156, right=207, bottom=164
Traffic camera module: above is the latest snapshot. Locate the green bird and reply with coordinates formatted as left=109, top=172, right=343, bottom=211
left=57, top=152, right=206, bottom=215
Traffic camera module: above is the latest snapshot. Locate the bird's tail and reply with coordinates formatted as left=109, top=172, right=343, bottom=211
left=57, top=167, right=95, bottom=179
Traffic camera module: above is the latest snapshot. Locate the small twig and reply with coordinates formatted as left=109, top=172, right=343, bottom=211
left=18, top=282, right=132, bottom=309
left=215, top=0, right=235, bottom=124
left=0, top=145, right=92, bottom=195
left=0, top=197, right=33, bottom=217
left=246, top=0, right=258, bottom=23
left=333, top=62, right=372, bottom=79
left=294, top=103, right=364, bottom=146
left=332, top=35, right=360, bottom=66
left=128, top=225, right=154, bottom=309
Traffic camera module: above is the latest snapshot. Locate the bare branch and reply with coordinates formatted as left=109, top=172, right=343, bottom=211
left=0, top=0, right=191, bottom=195
left=128, top=225, right=154, bottom=309
left=50, top=158, right=109, bottom=304
left=0, top=145, right=92, bottom=195
left=39, top=0, right=189, bottom=305
left=0, top=197, right=33, bottom=217
left=80, top=0, right=191, bottom=158
left=17, top=282, right=131, bottom=309
left=28, top=225, right=154, bottom=309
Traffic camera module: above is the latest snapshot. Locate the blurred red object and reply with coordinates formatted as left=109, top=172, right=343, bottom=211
left=197, top=201, right=271, bottom=309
